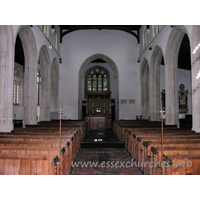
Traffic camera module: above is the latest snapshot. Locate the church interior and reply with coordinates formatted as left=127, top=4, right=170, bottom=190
left=1, top=24, right=200, bottom=179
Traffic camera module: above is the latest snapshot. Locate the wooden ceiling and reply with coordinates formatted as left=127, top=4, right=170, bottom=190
left=59, top=25, right=141, bottom=30
left=59, top=25, right=141, bottom=43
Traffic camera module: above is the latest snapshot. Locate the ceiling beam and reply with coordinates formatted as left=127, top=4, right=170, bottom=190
left=60, top=25, right=141, bottom=43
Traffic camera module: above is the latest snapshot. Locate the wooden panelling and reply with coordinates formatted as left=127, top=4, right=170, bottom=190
left=89, top=117, right=106, bottom=130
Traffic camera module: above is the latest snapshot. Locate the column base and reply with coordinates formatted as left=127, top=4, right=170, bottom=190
left=0, top=119, right=13, bottom=132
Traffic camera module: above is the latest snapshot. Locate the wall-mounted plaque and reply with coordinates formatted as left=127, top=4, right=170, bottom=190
left=160, top=84, right=188, bottom=114
left=179, top=84, right=188, bottom=113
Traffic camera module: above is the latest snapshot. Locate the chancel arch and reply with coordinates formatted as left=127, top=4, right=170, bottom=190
left=79, top=54, right=119, bottom=123
left=141, top=58, right=149, bottom=119
left=84, top=66, right=111, bottom=122
left=149, top=45, right=164, bottom=121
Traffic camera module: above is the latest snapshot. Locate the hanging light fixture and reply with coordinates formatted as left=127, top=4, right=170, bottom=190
left=149, top=43, right=153, bottom=50
left=48, top=43, right=53, bottom=49
left=192, top=41, right=200, bottom=54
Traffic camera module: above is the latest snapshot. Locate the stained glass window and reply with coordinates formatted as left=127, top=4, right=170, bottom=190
left=93, top=75, right=97, bottom=91
left=87, top=75, right=92, bottom=91
left=103, top=75, right=107, bottom=91
left=86, top=67, right=109, bottom=92
left=98, top=75, right=102, bottom=91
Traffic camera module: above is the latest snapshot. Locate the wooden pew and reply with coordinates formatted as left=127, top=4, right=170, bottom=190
left=137, top=137, right=200, bottom=175
left=119, top=123, right=200, bottom=175
left=138, top=137, right=200, bottom=171
left=124, top=129, right=198, bottom=163
left=149, top=147, right=200, bottom=175
left=0, top=154, right=59, bottom=175
left=0, top=128, right=82, bottom=175
left=113, top=120, right=182, bottom=141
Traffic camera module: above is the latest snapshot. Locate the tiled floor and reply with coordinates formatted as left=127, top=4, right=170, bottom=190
left=71, top=148, right=141, bottom=175
left=71, top=130, right=141, bottom=175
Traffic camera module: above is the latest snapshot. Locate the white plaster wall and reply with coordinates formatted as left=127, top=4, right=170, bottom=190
left=13, top=106, right=24, bottom=120
left=59, top=30, right=141, bottom=119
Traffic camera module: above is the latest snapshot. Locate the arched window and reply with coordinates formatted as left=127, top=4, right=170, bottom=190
left=143, top=26, right=147, bottom=50
left=13, top=81, right=19, bottom=104
left=13, top=67, right=23, bottom=105
left=42, top=25, right=49, bottom=38
left=54, top=26, right=58, bottom=50
left=153, top=25, right=161, bottom=37
left=86, top=66, right=109, bottom=92
left=37, top=69, right=41, bottom=105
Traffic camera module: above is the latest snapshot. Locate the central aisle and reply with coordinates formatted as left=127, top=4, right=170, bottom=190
left=71, top=130, right=141, bottom=175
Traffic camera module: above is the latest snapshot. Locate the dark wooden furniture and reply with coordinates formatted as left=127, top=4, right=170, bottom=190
left=86, top=91, right=112, bottom=130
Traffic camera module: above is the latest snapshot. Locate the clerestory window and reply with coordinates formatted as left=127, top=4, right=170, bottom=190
left=153, top=25, right=161, bottom=37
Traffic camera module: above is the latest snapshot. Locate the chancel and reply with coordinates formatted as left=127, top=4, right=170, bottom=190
left=1, top=25, right=200, bottom=175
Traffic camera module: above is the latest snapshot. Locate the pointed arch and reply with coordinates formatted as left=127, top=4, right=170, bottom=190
left=16, top=26, right=38, bottom=125
left=78, top=53, right=119, bottom=119
left=165, top=25, right=190, bottom=125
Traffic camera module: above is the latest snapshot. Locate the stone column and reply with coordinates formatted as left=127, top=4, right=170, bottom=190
left=24, top=66, right=37, bottom=125
left=149, top=57, right=161, bottom=122
left=192, top=56, right=200, bottom=132
left=0, top=52, right=13, bottom=132
left=40, top=76, right=51, bottom=121
left=165, top=67, right=179, bottom=125
left=141, top=63, right=149, bottom=120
